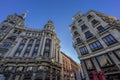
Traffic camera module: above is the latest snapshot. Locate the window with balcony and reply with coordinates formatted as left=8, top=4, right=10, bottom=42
left=89, top=40, right=103, bottom=51
left=97, top=26, right=106, bottom=33
left=84, top=59, right=95, bottom=70
left=102, top=34, right=117, bottom=46
left=91, top=19, right=99, bottom=26
left=0, top=26, right=7, bottom=30
left=85, top=31, right=93, bottom=39
left=81, top=24, right=88, bottom=31
left=2, top=42, right=11, bottom=48
left=96, top=54, right=113, bottom=67
left=79, top=46, right=89, bottom=55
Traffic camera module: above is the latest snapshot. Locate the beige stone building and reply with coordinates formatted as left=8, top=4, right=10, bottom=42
left=0, top=12, right=62, bottom=80
left=61, top=52, right=81, bottom=80
left=69, top=10, right=120, bottom=80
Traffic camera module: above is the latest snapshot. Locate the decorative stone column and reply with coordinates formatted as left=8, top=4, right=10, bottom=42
left=81, top=61, right=90, bottom=80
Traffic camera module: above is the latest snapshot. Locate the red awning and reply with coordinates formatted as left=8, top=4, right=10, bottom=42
left=98, top=71, right=106, bottom=80
left=92, top=71, right=99, bottom=80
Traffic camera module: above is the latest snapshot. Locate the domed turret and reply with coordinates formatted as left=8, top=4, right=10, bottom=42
left=44, top=20, right=55, bottom=31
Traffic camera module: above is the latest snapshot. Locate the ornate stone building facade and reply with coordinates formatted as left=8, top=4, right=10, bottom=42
left=69, top=10, right=120, bottom=80
left=0, top=12, right=62, bottom=80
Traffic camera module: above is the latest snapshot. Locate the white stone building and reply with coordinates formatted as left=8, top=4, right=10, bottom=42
left=69, top=10, right=120, bottom=80
left=0, top=12, right=62, bottom=80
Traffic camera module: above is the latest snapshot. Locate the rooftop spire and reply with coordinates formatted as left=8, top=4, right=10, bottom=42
left=21, top=10, right=29, bottom=19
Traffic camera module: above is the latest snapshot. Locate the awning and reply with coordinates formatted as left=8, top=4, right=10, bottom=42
left=92, top=71, right=99, bottom=80
left=98, top=71, right=106, bottom=80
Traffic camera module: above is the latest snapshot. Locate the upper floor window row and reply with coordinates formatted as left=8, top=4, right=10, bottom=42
left=102, top=34, right=118, bottom=46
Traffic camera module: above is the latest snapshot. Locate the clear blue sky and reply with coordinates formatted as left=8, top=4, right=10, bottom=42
left=0, top=0, right=120, bottom=63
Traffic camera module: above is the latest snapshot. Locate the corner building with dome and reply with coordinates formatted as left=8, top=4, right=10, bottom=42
left=0, top=12, right=62, bottom=80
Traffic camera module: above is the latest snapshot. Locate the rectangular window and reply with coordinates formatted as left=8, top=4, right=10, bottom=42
left=91, top=19, right=99, bottom=26
left=79, top=46, right=89, bottom=55
left=81, top=24, right=88, bottom=31
left=102, top=34, right=117, bottom=46
left=87, top=15, right=93, bottom=20
left=96, top=54, right=113, bottom=67
left=89, top=40, right=103, bottom=51
left=97, top=26, right=106, bottom=33
left=85, top=31, right=93, bottom=39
